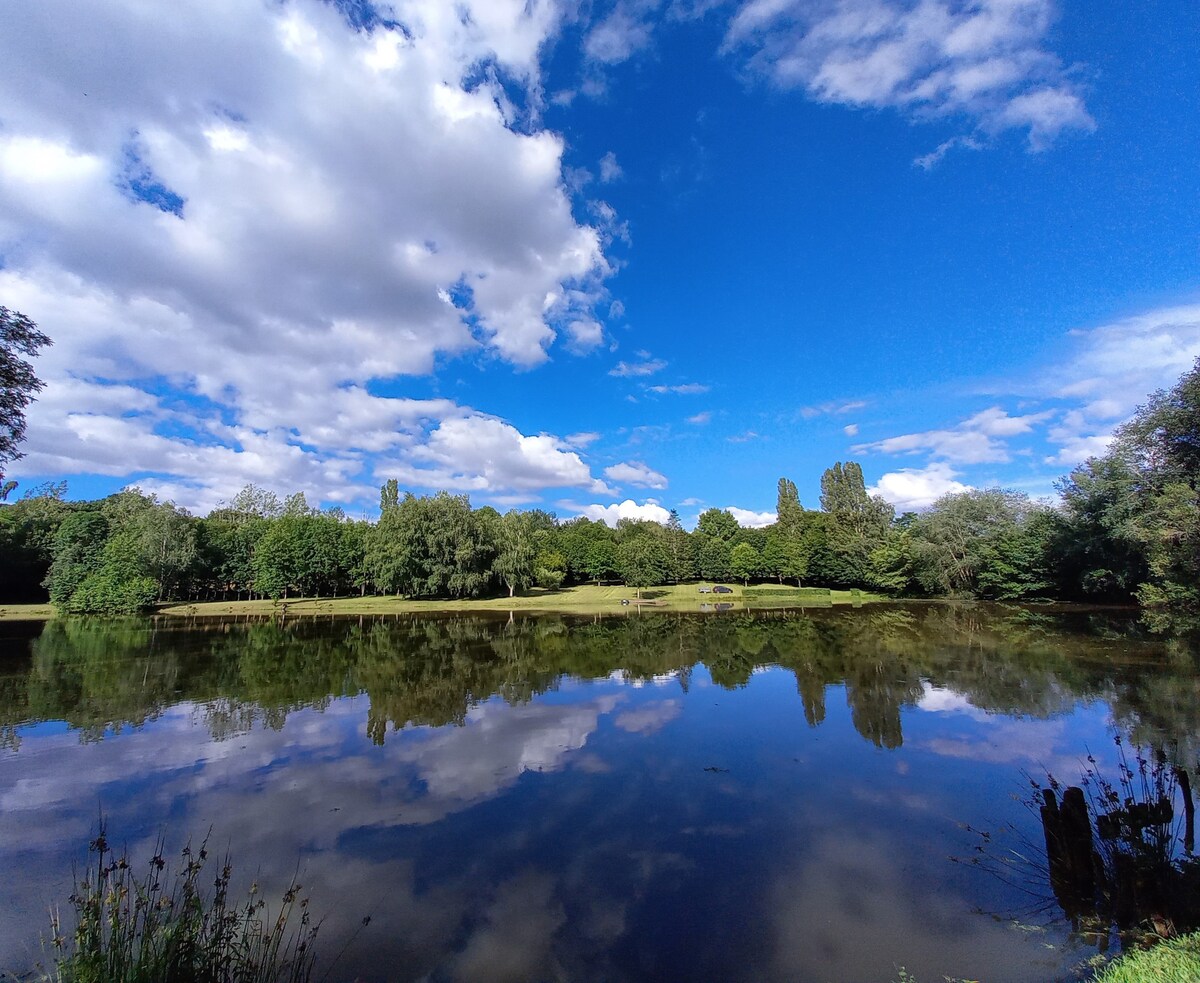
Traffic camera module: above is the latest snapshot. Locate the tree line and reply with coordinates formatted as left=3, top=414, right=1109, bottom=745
left=1, top=358, right=1198, bottom=615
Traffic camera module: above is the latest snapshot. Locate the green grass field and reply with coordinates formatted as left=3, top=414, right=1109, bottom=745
left=0, top=583, right=880, bottom=621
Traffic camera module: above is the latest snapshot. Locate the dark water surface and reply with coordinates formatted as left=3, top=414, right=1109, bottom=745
left=2, top=603, right=1198, bottom=982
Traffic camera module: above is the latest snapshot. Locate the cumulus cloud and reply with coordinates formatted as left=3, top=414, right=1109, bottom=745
left=725, top=0, right=1094, bottom=152
left=852, top=406, right=1051, bottom=464
left=0, top=0, right=615, bottom=510
left=604, top=461, right=669, bottom=489
left=571, top=499, right=672, bottom=526
left=726, top=506, right=776, bottom=527
left=379, top=415, right=614, bottom=496
left=867, top=462, right=971, bottom=510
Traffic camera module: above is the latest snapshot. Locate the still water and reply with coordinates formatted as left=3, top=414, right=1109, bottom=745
left=1, top=603, right=1197, bottom=982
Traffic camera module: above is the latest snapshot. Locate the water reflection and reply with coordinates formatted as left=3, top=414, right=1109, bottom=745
left=0, top=604, right=1198, bottom=981
left=3, top=605, right=1196, bottom=758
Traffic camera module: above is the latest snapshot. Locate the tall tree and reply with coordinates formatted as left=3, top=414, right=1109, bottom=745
left=776, top=477, right=802, bottom=531
left=1, top=307, right=52, bottom=499
left=494, top=510, right=539, bottom=597
left=818, top=461, right=893, bottom=586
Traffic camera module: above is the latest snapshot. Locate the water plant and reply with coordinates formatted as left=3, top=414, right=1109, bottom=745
left=46, top=822, right=322, bottom=983
left=958, top=734, right=1200, bottom=967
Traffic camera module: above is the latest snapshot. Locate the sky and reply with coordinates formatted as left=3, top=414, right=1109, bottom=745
left=1, top=0, right=1198, bottom=527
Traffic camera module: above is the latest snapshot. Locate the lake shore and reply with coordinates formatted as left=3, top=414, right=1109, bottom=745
left=0, top=583, right=879, bottom=621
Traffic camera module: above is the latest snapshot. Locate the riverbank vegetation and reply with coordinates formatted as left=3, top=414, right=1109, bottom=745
left=41, top=823, right=342, bottom=983
left=2, top=358, right=1197, bottom=618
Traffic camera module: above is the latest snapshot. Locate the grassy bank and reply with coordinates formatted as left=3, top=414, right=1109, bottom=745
left=0, top=584, right=881, bottom=621
left=1092, top=932, right=1200, bottom=982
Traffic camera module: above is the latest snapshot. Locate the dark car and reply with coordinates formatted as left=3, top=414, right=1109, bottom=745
left=712, top=585, right=733, bottom=594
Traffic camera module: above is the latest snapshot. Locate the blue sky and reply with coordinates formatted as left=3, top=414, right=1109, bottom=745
left=1, top=0, right=1197, bottom=526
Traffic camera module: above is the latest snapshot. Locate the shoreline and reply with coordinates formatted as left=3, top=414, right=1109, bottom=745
left=0, top=584, right=879, bottom=622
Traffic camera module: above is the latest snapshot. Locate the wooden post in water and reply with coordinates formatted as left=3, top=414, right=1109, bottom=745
left=1041, top=786, right=1097, bottom=920
left=1179, top=768, right=1196, bottom=854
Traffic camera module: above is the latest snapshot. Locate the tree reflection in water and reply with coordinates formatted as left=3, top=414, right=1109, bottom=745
left=2, top=604, right=1198, bottom=762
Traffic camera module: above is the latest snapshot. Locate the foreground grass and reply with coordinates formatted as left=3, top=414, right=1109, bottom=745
left=0, top=584, right=881, bottom=621
left=892, top=931, right=1200, bottom=983
left=1092, top=931, right=1200, bottom=982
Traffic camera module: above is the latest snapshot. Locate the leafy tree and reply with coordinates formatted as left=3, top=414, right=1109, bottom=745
left=776, top=477, right=803, bottom=531
left=909, top=488, right=1043, bottom=596
left=66, top=532, right=159, bottom=614
left=45, top=512, right=110, bottom=608
left=1056, top=455, right=1146, bottom=599
left=1104, top=357, right=1200, bottom=609
left=696, top=508, right=739, bottom=541
left=583, top=539, right=617, bottom=585
left=818, top=462, right=893, bottom=586
left=104, top=491, right=197, bottom=601
left=1, top=306, right=52, bottom=498
left=0, top=481, right=70, bottom=601
left=533, top=549, right=567, bottom=590
left=616, top=535, right=668, bottom=598
left=729, top=542, right=761, bottom=585
left=226, top=483, right=283, bottom=520
left=494, top=510, right=540, bottom=597
left=664, top=509, right=695, bottom=583
left=695, top=534, right=732, bottom=581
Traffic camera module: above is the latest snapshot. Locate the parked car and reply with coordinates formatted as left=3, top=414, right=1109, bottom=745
left=713, top=585, right=733, bottom=594
left=698, top=586, right=712, bottom=593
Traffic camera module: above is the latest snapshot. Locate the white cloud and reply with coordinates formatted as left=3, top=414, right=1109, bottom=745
left=647, top=382, right=710, bottom=394
left=867, top=462, right=971, bottom=510
left=604, top=461, right=669, bottom=489
left=1053, top=303, right=1200, bottom=410
left=0, top=0, right=614, bottom=509
left=726, top=430, right=760, bottom=443
left=688, top=411, right=712, bottom=425
left=725, top=0, right=1094, bottom=151
left=799, top=399, right=866, bottom=419
left=572, top=498, right=672, bottom=526
left=599, top=151, right=624, bottom=182
left=610, top=358, right=668, bottom=377
left=565, top=431, right=602, bottom=448
left=1033, top=303, right=1200, bottom=469
left=382, top=415, right=613, bottom=496
left=585, top=6, right=656, bottom=65
left=853, top=406, right=1051, bottom=464
left=842, top=423, right=859, bottom=436
left=726, top=506, right=776, bottom=528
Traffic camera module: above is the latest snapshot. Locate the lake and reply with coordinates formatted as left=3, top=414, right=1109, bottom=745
left=1, top=603, right=1197, bottom=982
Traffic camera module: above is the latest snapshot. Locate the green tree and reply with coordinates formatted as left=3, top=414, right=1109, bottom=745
left=818, top=461, right=893, bottom=586
left=696, top=508, right=739, bottom=541
left=1, top=306, right=52, bottom=498
left=583, top=539, right=617, bottom=585
left=494, top=510, right=539, bottom=597
left=45, top=512, right=110, bottom=608
left=616, top=535, right=668, bottom=598
left=729, top=541, right=761, bottom=586
left=776, top=477, right=802, bottom=531
left=664, top=509, right=695, bottom=583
